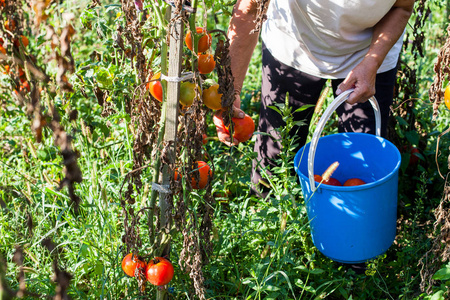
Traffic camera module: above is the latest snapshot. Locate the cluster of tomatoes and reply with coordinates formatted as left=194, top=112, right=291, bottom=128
left=122, top=254, right=174, bottom=287
left=1, top=17, right=31, bottom=96
left=146, top=26, right=255, bottom=189
left=146, top=27, right=218, bottom=108
left=314, top=174, right=366, bottom=187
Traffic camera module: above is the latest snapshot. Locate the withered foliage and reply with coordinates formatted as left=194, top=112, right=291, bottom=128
left=1, top=0, right=81, bottom=210
left=119, top=0, right=147, bottom=83
left=429, top=24, right=450, bottom=119
left=42, top=239, right=73, bottom=300
left=391, top=0, right=430, bottom=145
left=113, top=1, right=217, bottom=297
left=50, top=108, right=83, bottom=211
left=418, top=23, right=450, bottom=294
left=403, top=0, right=430, bottom=60
left=213, top=32, right=234, bottom=127
left=249, top=0, right=270, bottom=34
left=0, top=244, right=69, bottom=300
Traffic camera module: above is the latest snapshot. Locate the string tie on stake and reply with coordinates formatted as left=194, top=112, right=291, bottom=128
left=160, top=72, right=194, bottom=83
left=151, top=182, right=170, bottom=193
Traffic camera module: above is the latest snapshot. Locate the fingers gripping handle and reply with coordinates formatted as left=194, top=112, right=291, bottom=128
left=308, top=89, right=381, bottom=192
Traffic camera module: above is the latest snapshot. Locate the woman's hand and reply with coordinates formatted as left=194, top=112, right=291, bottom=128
left=214, top=102, right=245, bottom=147
left=336, top=59, right=377, bottom=104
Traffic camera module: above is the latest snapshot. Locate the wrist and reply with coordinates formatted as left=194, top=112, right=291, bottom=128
left=362, top=53, right=383, bottom=72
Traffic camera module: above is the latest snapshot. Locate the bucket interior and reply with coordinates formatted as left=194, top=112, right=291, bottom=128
left=294, top=133, right=401, bottom=187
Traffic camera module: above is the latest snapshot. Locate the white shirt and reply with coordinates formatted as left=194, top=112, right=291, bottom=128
left=261, top=0, right=404, bottom=79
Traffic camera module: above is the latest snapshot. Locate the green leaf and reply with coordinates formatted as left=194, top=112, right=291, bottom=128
left=404, top=130, right=420, bottom=146
left=96, top=67, right=114, bottom=89
left=430, top=290, right=445, bottom=300
left=432, top=264, right=450, bottom=281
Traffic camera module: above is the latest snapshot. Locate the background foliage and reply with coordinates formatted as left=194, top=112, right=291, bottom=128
left=1, top=0, right=450, bottom=299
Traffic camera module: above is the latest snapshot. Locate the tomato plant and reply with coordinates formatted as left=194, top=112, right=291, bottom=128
left=343, top=178, right=366, bottom=186
left=122, top=253, right=147, bottom=277
left=185, top=27, right=211, bottom=53
left=198, top=54, right=216, bottom=74
left=147, top=72, right=163, bottom=102
left=145, top=257, right=174, bottom=286
left=179, top=81, right=197, bottom=107
left=202, top=84, right=222, bottom=110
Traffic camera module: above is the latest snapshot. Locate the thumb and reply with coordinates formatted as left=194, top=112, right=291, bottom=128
left=232, top=106, right=245, bottom=119
left=336, top=78, right=355, bottom=96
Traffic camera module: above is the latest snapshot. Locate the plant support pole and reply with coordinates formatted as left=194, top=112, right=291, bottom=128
left=160, top=9, right=184, bottom=256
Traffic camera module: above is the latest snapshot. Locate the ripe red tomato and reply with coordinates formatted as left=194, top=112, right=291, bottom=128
left=230, top=114, right=255, bottom=143
left=180, top=81, right=197, bottom=107
left=314, top=174, right=323, bottom=182
left=343, top=178, right=366, bottom=186
left=322, top=177, right=342, bottom=186
left=409, top=147, right=420, bottom=165
left=122, top=253, right=147, bottom=277
left=145, top=257, right=174, bottom=286
left=185, top=27, right=211, bottom=53
left=198, top=54, right=215, bottom=74
left=213, top=113, right=255, bottom=143
left=401, top=145, right=420, bottom=166
left=13, top=35, right=29, bottom=48
left=191, top=161, right=211, bottom=189
left=202, top=84, right=222, bottom=110
left=147, top=72, right=163, bottom=102
left=445, top=85, right=450, bottom=110
left=202, top=133, right=207, bottom=145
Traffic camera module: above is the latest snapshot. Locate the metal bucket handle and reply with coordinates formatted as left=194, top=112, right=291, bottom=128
left=308, top=89, right=381, bottom=192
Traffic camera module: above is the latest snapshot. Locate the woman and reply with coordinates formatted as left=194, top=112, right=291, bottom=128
left=217, top=0, right=415, bottom=196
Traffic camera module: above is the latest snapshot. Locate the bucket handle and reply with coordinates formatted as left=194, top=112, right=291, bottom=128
left=308, top=89, right=381, bottom=192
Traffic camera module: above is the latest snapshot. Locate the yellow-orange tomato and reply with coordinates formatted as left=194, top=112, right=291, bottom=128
left=185, top=27, right=211, bottom=53
left=4, top=19, right=16, bottom=31
left=191, top=161, right=211, bottom=189
left=444, top=85, right=450, bottom=110
left=147, top=72, right=162, bottom=102
left=202, top=84, right=222, bottom=110
left=122, top=253, right=147, bottom=277
left=343, top=178, right=366, bottom=186
left=198, top=54, right=215, bottom=75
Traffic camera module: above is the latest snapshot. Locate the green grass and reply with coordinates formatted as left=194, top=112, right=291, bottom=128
left=1, top=0, right=450, bottom=299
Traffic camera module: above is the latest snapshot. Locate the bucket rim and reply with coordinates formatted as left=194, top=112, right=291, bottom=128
left=293, top=132, right=401, bottom=191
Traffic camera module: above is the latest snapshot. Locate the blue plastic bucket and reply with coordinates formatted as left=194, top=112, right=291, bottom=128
left=293, top=90, right=401, bottom=263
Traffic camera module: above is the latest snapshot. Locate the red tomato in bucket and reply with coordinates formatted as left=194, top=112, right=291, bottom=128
left=343, top=178, right=366, bottom=186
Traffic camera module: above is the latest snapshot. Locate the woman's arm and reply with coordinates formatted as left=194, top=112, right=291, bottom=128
left=337, top=0, right=415, bottom=104
left=215, top=0, right=265, bottom=146
left=227, top=0, right=263, bottom=110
